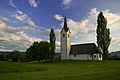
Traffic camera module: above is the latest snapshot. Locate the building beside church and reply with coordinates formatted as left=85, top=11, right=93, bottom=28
left=60, top=17, right=102, bottom=60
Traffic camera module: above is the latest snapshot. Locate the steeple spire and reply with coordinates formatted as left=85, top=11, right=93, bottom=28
left=63, top=16, right=69, bottom=31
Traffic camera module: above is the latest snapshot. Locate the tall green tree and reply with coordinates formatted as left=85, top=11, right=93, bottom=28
left=37, top=41, right=51, bottom=62
left=26, top=41, right=51, bottom=62
left=26, top=42, right=39, bottom=61
left=96, top=12, right=111, bottom=61
left=49, top=29, right=56, bottom=59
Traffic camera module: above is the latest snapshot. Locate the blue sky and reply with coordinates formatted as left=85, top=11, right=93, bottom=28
left=0, top=0, right=120, bottom=52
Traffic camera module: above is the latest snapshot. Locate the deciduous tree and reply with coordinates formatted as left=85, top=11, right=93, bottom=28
left=26, top=41, right=51, bottom=62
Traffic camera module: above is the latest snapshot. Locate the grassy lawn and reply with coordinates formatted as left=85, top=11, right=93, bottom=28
left=0, top=60, right=120, bottom=80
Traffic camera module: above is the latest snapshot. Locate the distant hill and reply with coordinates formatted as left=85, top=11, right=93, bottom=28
left=0, top=52, right=11, bottom=55
left=0, top=51, right=25, bottom=55
left=110, top=51, right=120, bottom=57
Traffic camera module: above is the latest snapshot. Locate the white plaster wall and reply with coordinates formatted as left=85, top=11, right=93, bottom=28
left=69, top=54, right=102, bottom=60
left=66, top=31, right=70, bottom=59
left=94, top=54, right=102, bottom=60
left=69, top=54, right=88, bottom=60
left=61, top=51, right=66, bottom=60
left=98, top=54, right=102, bottom=60
left=94, top=54, right=98, bottom=60
left=88, top=54, right=92, bottom=60
left=61, top=29, right=71, bottom=60
left=88, top=54, right=103, bottom=60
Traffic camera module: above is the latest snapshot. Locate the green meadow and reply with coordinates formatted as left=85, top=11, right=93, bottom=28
left=0, top=61, right=120, bottom=80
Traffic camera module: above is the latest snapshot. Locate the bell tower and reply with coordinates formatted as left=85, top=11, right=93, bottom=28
left=60, top=17, right=71, bottom=60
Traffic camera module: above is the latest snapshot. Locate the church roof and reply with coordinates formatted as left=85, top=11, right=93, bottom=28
left=60, top=17, right=70, bottom=32
left=70, top=43, right=101, bottom=54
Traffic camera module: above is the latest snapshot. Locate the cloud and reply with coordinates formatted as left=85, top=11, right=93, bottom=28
left=9, top=0, right=49, bottom=32
left=0, top=20, right=42, bottom=51
left=28, top=0, right=38, bottom=8
left=61, top=0, right=73, bottom=9
left=9, top=0, right=19, bottom=10
left=54, top=14, right=63, bottom=21
left=9, top=0, right=37, bottom=28
left=0, top=16, right=10, bottom=22
left=62, top=0, right=72, bottom=5
left=112, top=39, right=120, bottom=43
left=11, top=10, right=37, bottom=28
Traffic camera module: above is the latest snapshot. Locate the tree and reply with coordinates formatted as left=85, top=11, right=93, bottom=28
left=26, top=41, right=51, bottom=62
left=7, top=50, right=25, bottom=62
left=49, top=29, right=56, bottom=59
left=37, top=41, right=51, bottom=62
left=26, top=42, right=39, bottom=61
left=0, top=54, right=6, bottom=61
left=96, top=12, right=111, bottom=61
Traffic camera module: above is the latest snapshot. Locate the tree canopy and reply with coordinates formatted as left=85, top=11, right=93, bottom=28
left=7, top=50, right=25, bottom=62
left=96, top=12, right=111, bottom=60
left=49, top=29, right=56, bottom=59
left=26, top=41, right=51, bottom=62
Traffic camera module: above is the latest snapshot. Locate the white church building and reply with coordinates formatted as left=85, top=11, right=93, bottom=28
left=60, top=17, right=102, bottom=60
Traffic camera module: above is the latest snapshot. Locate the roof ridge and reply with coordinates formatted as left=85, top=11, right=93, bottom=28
left=71, top=43, right=95, bottom=46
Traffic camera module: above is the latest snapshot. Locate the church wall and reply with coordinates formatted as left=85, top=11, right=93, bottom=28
left=69, top=54, right=102, bottom=60
left=61, top=29, right=71, bottom=60
left=93, top=54, right=98, bottom=60
left=88, top=54, right=92, bottom=60
left=61, top=51, right=67, bottom=60
left=88, top=53, right=103, bottom=60
left=98, top=54, right=102, bottom=60
left=69, top=54, right=88, bottom=60
left=66, top=31, right=71, bottom=59
left=93, top=54, right=102, bottom=60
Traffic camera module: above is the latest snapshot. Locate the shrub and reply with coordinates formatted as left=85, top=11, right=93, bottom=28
left=108, top=55, right=120, bottom=60
left=0, top=54, right=6, bottom=61
left=7, top=50, right=26, bottom=62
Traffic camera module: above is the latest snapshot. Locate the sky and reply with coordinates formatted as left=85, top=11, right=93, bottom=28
left=0, top=0, right=120, bottom=52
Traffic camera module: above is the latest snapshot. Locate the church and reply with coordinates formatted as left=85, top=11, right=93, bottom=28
left=60, top=17, right=102, bottom=60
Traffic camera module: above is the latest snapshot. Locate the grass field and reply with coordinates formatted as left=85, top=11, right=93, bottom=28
left=0, top=60, right=120, bottom=80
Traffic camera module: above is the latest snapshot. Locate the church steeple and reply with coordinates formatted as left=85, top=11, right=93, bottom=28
left=60, top=17, right=69, bottom=32
left=60, top=16, right=71, bottom=60
left=63, top=17, right=69, bottom=31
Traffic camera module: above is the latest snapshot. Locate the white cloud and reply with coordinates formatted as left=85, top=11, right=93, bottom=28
left=9, top=0, right=48, bottom=32
left=28, top=0, right=38, bottom=8
left=9, top=0, right=19, bottom=10
left=54, top=14, right=63, bottom=21
left=9, top=0, right=37, bottom=28
left=62, top=0, right=72, bottom=5
left=0, top=20, right=42, bottom=51
left=0, top=16, right=10, bottom=22
left=11, top=11, right=37, bottom=28
left=61, top=0, right=73, bottom=9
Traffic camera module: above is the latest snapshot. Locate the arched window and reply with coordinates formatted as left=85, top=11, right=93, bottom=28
left=74, top=54, right=76, bottom=57
left=63, top=34, right=65, bottom=38
left=99, top=54, right=101, bottom=58
left=90, top=54, right=92, bottom=58
left=94, top=54, right=96, bottom=58
left=68, top=34, right=69, bottom=38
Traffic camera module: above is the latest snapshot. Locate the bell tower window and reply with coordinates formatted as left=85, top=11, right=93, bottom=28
left=63, top=34, right=65, bottom=38
left=68, top=34, right=69, bottom=38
